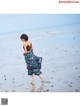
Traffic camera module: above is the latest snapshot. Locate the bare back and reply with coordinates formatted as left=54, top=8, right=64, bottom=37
left=23, top=41, right=33, bottom=52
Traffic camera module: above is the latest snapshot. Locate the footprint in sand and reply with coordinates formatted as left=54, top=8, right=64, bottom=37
left=19, top=84, right=24, bottom=87
left=4, top=75, right=6, bottom=77
left=68, top=84, right=72, bottom=87
left=12, top=90, right=16, bottom=92
left=78, top=76, right=80, bottom=78
left=51, top=85, right=54, bottom=87
left=51, top=77, right=53, bottom=79
left=65, top=50, right=68, bottom=52
left=4, top=78, right=7, bottom=81
left=43, top=89, right=49, bottom=92
left=63, top=81, right=67, bottom=83
left=12, top=81, right=15, bottom=83
left=5, top=90, right=8, bottom=92
left=75, top=90, right=78, bottom=92
left=4, top=75, right=6, bottom=80
left=76, top=51, right=78, bottom=53
left=70, top=82, right=73, bottom=84
left=75, top=67, right=78, bottom=69
left=12, top=78, right=15, bottom=80
left=19, top=57, right=21, bottom=60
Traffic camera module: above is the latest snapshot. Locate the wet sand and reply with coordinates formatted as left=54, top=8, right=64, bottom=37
left=0, top=27, right=80, bottom=92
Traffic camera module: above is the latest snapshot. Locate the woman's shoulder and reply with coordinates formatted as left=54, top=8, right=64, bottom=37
left=23, top=41, right=32, bottom=46
left=23, top=42, right=28, bottom=47
left=28, top=41, right=32, bottom=46
left=28, top=40, right=32, bottom=44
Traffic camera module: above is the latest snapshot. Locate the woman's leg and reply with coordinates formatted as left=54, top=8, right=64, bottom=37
left=31, top=74, right=34, bottom=81
left=30, top=74, right=35, bottom=84
left=38, top=75, right=51, bottom=83
left=38, top=74, right=44, bottom=82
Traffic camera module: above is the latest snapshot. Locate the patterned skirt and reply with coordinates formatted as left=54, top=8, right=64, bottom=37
left=24, top=50, right=42, bottom=76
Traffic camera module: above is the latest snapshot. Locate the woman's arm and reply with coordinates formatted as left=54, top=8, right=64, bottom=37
left=23, top=44, right=28, bottom=55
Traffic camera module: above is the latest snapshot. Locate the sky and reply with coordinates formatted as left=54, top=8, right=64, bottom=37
left=0, top=14, right=80, bottom=34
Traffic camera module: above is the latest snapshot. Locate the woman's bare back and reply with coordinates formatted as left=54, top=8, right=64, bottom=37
left=23, top=41, right=33, bottom=52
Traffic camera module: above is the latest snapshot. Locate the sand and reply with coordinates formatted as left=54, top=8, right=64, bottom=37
left=0, top=25, right=80, bottom=92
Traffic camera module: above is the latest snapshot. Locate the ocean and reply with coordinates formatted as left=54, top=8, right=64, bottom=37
left=0, top=23, right=80, bottom=92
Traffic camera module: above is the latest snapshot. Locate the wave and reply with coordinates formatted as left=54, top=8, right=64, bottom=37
left=0, top=22, right=80, bottom=36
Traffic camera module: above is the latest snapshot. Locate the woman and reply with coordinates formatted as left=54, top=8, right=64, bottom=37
left=20, top=34, right=44, bottom=84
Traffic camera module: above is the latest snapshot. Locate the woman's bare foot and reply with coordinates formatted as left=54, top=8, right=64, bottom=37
left=29, top=81, right=35, bottom=85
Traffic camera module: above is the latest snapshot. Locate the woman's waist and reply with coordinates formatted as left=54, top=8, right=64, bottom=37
left=24, top=50, right=33, bottom=56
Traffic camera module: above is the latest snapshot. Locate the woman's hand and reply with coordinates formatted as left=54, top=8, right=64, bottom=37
left=23, top=51, right=28, bottom=55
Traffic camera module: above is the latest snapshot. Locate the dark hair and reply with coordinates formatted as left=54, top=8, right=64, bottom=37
left=20, top=34, right=28, bottom=41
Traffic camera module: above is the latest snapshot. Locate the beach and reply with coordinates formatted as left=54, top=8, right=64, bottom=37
left=0, top=24, right=80, bottom=92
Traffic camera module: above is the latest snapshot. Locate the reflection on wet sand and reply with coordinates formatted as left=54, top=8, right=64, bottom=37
left=30, top=83, right=44, bottom=92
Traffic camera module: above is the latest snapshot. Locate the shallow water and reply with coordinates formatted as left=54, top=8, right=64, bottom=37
left=0, top=23, right=80, bottom=92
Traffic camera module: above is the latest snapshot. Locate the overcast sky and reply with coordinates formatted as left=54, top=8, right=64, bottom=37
left=0, top=14, right=80, bottom=33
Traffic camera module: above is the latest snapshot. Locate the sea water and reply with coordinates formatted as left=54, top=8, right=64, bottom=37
left=0, top=23, right=80, bottom=92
